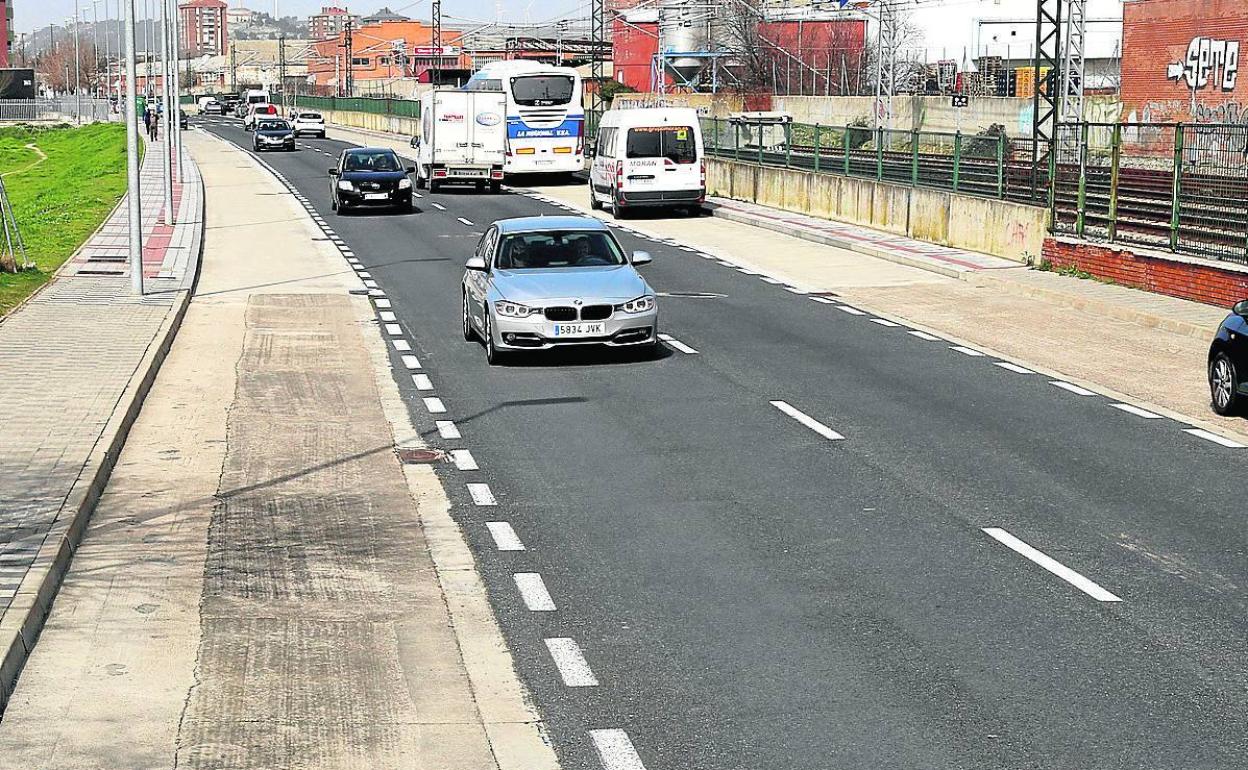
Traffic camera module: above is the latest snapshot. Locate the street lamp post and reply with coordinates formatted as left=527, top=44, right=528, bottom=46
left=158, top=0, right=173, bottom=225
left=70, top=9, right=82, bottom=122
left=169, top=0, right=183, bottom=181
left=123, top=0, right=144, bottom=295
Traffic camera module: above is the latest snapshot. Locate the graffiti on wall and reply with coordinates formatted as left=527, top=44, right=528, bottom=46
left=1166, top=37, right=1240, bottom=92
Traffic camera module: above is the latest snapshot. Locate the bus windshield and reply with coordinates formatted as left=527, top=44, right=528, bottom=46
left=510, top=75, right=574, bottom=107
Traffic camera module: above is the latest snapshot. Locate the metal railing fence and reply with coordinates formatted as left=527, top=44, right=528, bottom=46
left=698, top=117, right=1049, bottom=207
left=1052, top=122, right=1248, bottom=265
left=0, top=98, right=118, bottom=123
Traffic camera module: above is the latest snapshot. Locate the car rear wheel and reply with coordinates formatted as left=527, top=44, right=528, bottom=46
left=1210, top=352, right=1241, bottom=416
left=462, top=293, right=475, bottom=341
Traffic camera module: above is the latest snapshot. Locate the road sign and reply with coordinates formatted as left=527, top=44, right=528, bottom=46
left=952, top=93, right=969, bottom=108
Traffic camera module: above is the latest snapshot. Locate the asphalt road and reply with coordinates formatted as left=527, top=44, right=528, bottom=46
left=196, top=116, right=1248, bottom=770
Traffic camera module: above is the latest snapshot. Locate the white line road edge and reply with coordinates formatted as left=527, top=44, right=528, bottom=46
left=590, top=729, right=648, bottom=770
left=435, top=420, right=461, bottom=439
left=544, top=638, right=599, bottom=687
left=994, top=362, right=1035, bottom=374
left=982, top=527, right=1123, bottom=603
left=451, top=448, right=480, bottom=471
left=467, top=482, right=497, bottom=506
left=908, top=330, right=941, bottom=341
left=412, top=373, right=433, bottom=390
left=486, top=521, right=525, bottom=551
left=951, top=346, right=986, bottom=357
left=513, top=573, right=556, bottom=611
left=1051, top=380, right=1096, bottom=396
left=1110, top=403, right=1164, bottom=419
left=422, top=397, right=446, bottom=414
left=770, top=400, right=846, bottom=441
left=1183, top=428, right=1246, bottom=448
left=658, top=333, right=698, bottom=355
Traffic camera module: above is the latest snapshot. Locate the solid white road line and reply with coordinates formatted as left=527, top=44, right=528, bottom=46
left=950, top=346, right=986, bottom=357
left=385, top=323, right=402, bottom=335
left=513, top=573, right=556, bottom=611
left=423, top=397, right=446, bottom=414
left=1050, top=380, right=1095, bottom=396
left=770, top=400, right=846, bottom=441
left=785, top=287, right=808, bottom=295
left=431, top=202, right=447, bottom=210
left=809, top=296, right=836, bottom=304
left=994, top=362, right=1035, bottom=374
left=908, top=330, right=941, bottom=341
left=435, top=420, right=461, bottom=439
left=837, top=306, right=866, bottom=316
left=467, top=482, right=497, bottom=506
left=759, top=276, right=783, bottom=284
left=486, top=521, right=525, bottom=551
left=458, top=217, right=475, bottom=226
left=451, top=449, right=480, bottom=471
left=401, top=354, right=421, bottom=369
left=870, top=318, right=900, bottom=327
left=392, top=339, right=412, bottom=351
left=412, top=373, right=433, bottom=390
left=379, top=311, right=397, bottom=322
left=1183, top=428, right=1246, bottom=448
left=1110, top=403, right=1164, bottom=419
left=658, top=333, right=698, bottom=355
left=982, top=527, right=1123, bottom=602
left=737, top=268, right=761, bottom=276
left=544, top=638, right=599, bottom=687
left=590, top=729, right=647, bottom=770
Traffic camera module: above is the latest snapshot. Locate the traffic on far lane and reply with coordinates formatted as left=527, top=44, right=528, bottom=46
left=461, top=216, right=657, bottom=365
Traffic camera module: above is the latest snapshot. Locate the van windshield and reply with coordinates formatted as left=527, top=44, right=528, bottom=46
left=626, top=126, right=697, bottom=164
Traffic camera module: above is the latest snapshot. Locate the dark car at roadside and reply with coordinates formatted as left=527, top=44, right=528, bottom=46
left=1209, top=299, right=1248, bottom=415
left=329, top=147, right=414, bottom=214
left=253, top=118, right=296, bottom=152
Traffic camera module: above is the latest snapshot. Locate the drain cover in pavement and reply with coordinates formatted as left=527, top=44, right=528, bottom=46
left=396, top=447, right=445, bottom=464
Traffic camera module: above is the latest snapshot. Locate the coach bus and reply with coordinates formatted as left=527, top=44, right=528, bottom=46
left=464, top=61, right=585, bottom=177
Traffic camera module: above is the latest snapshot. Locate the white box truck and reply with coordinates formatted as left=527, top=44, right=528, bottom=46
left=412, top=89, right=507, bottom=193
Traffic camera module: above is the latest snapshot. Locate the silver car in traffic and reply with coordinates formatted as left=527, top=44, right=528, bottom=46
left=462, top=216, right=658, bottom=364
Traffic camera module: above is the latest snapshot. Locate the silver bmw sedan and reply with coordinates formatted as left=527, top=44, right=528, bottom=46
left=461, top=216, right=658, bottom=365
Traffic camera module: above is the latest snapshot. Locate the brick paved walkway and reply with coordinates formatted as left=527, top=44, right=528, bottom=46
left=0, top=139, right=201, bottom=618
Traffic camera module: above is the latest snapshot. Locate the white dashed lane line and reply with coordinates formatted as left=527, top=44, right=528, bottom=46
left=401, top=354, right=421, bottom=369
left=392, top=339, right=411, bottom=351
left=759, top=277, right=783, bottom=285
left=412, top=373, right=433, bottom=390
left=770, top=400, right=846, bottom=441
left=431, top=202, right=447, bottom=210
left=1110, top=403, right=1164, bottom=419
left=486, top=521, right=525, bottom=551
left=379, top=311, right=396, bottom=321
left=869, top=318, right=900, bottom=327
left=590, top=729, right=648, bottom=770
left=457, top=217, right=475, bottom=226
left=837, top=306, right=866, bottom=316
left=908, top=330, right=941, bottom=341
left=1183, top=428, right=1246, bottom=448
left=808, top=296, right=835, bottom=304
left=658, top=333, right=698, bottom=355
left=544, top=638, right=599, bottom=687
left=993, top=362, right=1035, bottom=374
left=435, top=420, right=461, bottom=439
left=451, top=449, right=479, bottom=471
left=468, top=482, right=497, bottom=506
left=1050, top=380, right=1095, bottom=396
left=513, top=573, right=556, bottom=611
left=384, top=323, right=402, bottom=335
left=374, top=298, right=392, bottom=308
left=422, top=396, right=446, bottom=414
left=982, top=527, right=1123, bottom=603
left=950, top=346, right=986, bottom=357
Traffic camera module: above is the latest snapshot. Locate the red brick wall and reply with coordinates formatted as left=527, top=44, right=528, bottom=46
left=1122, top=0, right=1248, bottom=124
left=1042, top=237, right=1248, bottom=308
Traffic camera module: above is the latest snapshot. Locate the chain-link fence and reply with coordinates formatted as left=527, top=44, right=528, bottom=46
left=699, top=116, right=1049, bottom=206
left=1052, top=122, right=1248, bottom=265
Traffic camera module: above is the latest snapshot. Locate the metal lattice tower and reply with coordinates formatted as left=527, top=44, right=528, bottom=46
left=873, top=1, right=898, bottom=130
left=1032, top=0, right=1063, bottom=176
left=590, top=0, right=606, bottom=115
left=1059, top=0, right=1087, bottom=124
left=431, top=0, right=442, bottom=85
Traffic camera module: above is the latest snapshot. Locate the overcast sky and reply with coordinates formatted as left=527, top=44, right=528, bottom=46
left=18, top=0, right=1124, bottom=54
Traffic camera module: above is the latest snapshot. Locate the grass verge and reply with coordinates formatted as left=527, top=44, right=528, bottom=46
left=0, top=122, right=130, bottom=316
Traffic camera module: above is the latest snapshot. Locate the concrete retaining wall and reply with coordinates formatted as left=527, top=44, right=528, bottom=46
left=707, top=158, right=1048, bottom=263
left=319, top=108, right=420, bottom=138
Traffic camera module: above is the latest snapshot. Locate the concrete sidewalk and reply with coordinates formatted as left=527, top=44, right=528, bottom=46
left=0, top=137, right=203, bottom=712
left=0, top=129, right=556, bottom=770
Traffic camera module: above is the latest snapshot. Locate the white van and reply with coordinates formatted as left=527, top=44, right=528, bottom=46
left=243, top=88, right=271, bottom=107
left=589, top=107, right=705, bottom=217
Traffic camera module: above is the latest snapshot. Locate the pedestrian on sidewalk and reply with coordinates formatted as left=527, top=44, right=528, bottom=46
left=147, top=107, right=159, bottom=142
left=142, top=107, right=151, bottom=138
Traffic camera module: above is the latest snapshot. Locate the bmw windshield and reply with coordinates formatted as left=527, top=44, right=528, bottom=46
left=496, top=231, right=626, bottom=270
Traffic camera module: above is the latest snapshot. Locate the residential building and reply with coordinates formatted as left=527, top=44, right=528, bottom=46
left=309, top=19, right=467, bottom=94
left=180, top=0, right=229, bottom=57
left=361, top=7, right=409, bottom=26
left=0, top=0, right=11, bottom=68
left=310, top=6, right=359, bottom=41
left=226, top=7, right=255, bottom=29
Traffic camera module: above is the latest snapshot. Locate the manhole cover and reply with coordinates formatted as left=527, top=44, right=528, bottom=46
left=657, top=291, right=726, bottom=299
left=396, top=447, right=444, bottom=464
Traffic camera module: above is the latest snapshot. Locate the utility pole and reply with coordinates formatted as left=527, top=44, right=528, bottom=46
left=342, top=20, right=354, bottom=97
left=73, top=3, right=83, bottom=122
left=230, top=41, right=237, bottom=92
left=123, top=0, right=144, bottom=295
left=873, top=1, right=898, bottom=131
left=278, top=33, right=287, bottom=109
left=590, top=0, right=605, bottom=115
left=92, top=1, right=101, bottom=98
left=158, top=0, right=173, bottom=225
left=431, top=0, right=441, bottom=86
left=115, top=0, right=124, bottom=109
left=144, top=0, right=152, bottom=97
left=169, top=0, right=183, bottom=181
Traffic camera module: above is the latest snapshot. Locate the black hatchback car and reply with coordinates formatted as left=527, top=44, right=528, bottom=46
left=253, top=118, right=296, bottom=152
left=329, top=147, right=414, bottom=214
left=1209, top=299, right=1248, bottom=415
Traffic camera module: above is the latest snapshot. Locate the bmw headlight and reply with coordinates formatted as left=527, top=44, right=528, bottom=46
left=337, top=180, right=354, bottom=191
left=398, top=177, right=412, bottom=190
left=617, top=295, right=655, bottom=314
left=495, top=301, right=537, bottom=318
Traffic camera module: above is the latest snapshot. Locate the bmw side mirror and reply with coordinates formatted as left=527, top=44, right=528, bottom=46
left=465, top=256, right=487, bottom=272
left=1234, top=299, right=1248, bottom=317
left=328, top=168, right=339, bottom=176
left=631, top=250, right=653, bottom=266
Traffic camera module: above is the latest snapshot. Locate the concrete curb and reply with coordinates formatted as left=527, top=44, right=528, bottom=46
left=0, top=161, right=206, bottom=716
left=707, top=200, right=1220, bottom=341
